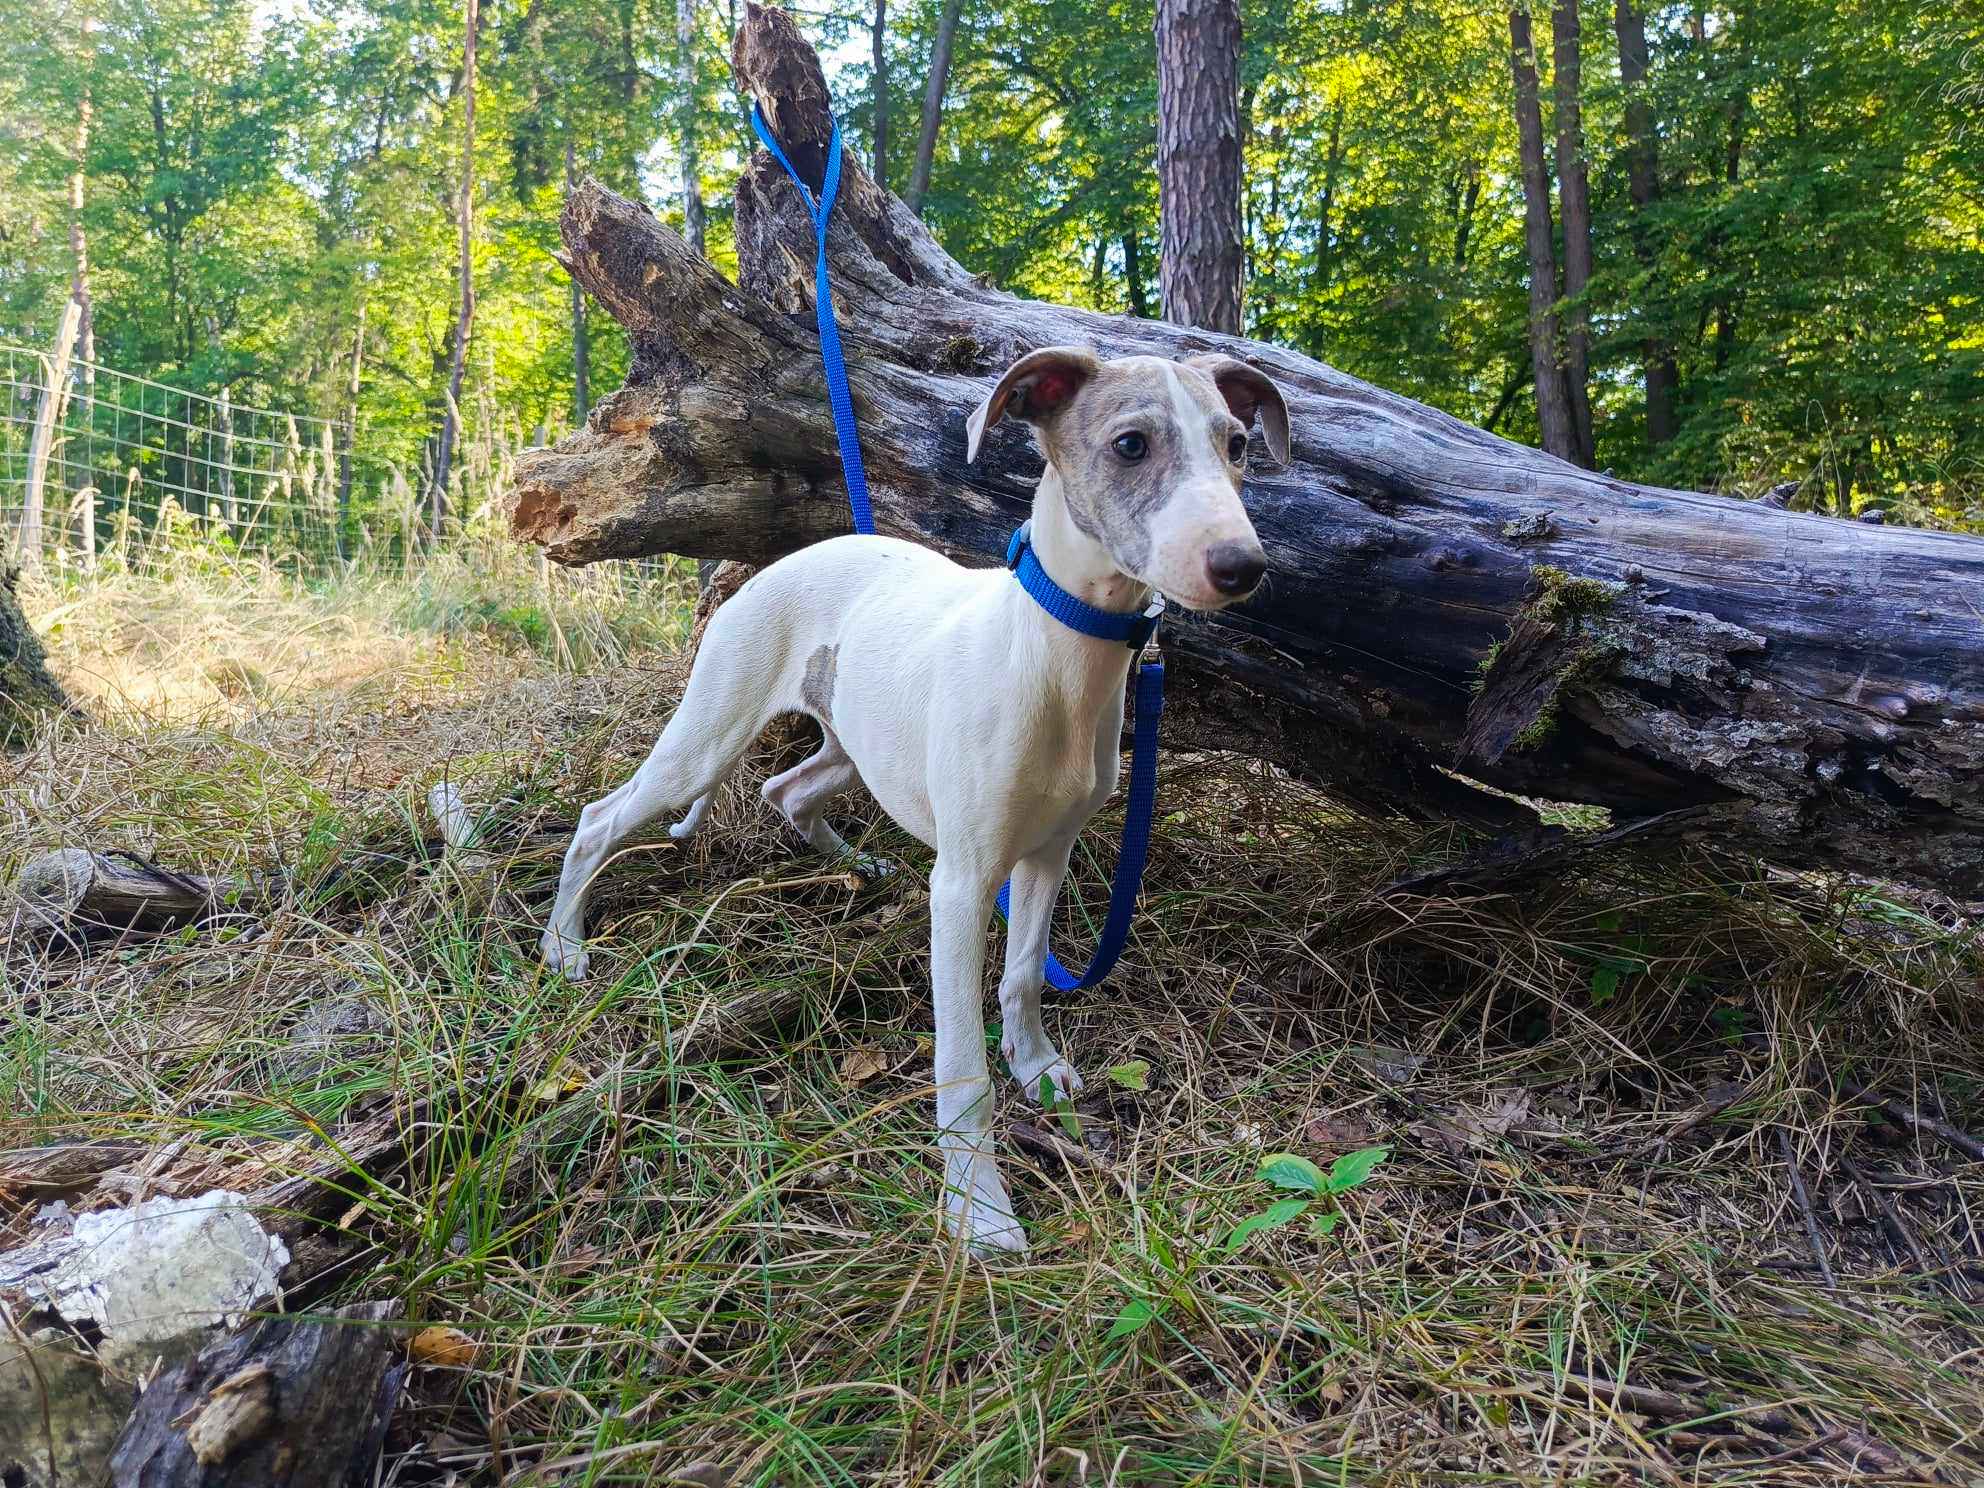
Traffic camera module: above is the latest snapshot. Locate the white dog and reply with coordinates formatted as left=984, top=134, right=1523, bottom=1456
left=541, top=346, right=1289, bottom=1253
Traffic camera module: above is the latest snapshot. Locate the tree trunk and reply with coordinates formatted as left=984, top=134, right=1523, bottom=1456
left=1452, top=159, right=1480, bottom=269
left=0, top=563, right=68, bottom=745
left=20, top=300, right=83, bottom=567
left=870, top=0, right=889, bottom=183
left=507, top=2, right=1984, bottom=900
left=1155, top=0, right=1244, bottom=333
left=905, top=0, right=962, bottom=215
left=67, top=9, right=97, bottom=549
left=1314, top=94, right=1344, bottom=294
left=566, top=142, right=591, bottom=421
left=1551, top=0, right=1595, bottom=468
left=1614, top=0, right=1677, bottom=446
left=1712, top=64, right=1748, bottom=375
left=432, top=0, right=479, bottom=536
left=677, top=0, right=705, bottom=256
left=1122, top=228, right=1149, bottom=317
left=1507, top=6, right=1578, bottom=463
left=338, top=302, right=364, bottom=540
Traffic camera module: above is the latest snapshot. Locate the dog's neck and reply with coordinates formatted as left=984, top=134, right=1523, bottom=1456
left=1028, top=470, right=1153, bottom=618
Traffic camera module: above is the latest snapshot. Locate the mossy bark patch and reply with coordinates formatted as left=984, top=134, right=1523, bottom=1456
left=1462, top=565, right=1626, bottom=765
left=0, top=564, right=68, bottom=747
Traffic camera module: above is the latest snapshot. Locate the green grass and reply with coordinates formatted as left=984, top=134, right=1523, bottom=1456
left=4, top=562, right=1982, bottom=1486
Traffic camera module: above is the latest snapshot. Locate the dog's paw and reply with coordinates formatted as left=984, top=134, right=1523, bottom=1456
left=540, top=928, right=590, bottom=982
left=1007, top=1046, right=1083, bottom=1106
left=845, top=852, right=899, bottom=892
left=944, top=1155, right=1027, bottom=1257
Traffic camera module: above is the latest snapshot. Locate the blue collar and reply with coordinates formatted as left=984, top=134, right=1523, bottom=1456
left=1005, top=521, right=1165, bottom=651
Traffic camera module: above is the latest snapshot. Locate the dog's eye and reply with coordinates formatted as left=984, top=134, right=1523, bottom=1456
left=1227, top=432, right=1249, bottom=463
left=1112, top=432, right=1148, bottom=462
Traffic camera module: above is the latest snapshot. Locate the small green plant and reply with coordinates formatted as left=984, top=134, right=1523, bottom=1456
left=1228, top=1147, right=1390, bottom=1250
left=1104, top=1145, right=1391, bottom=1344
left=1039, top=1073, right=1082, bottom=1139
left=1572, top=909, right=1651, bottom=1005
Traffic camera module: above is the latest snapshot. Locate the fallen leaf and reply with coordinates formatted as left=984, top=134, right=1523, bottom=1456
left=840, top=1047, right=889, bottom=1086
left=410, top=1325, right=479, bottom=1369
left=1477, top=1087, right=1533, bottom=1136
left=526, top=1072, right=585, bottom=1103
left=1347, top=1044, right=1426, bottom=1087
left=1106, top=1060, right=1151, bottom=1091
left=1305, top=1112, right=1374, bottom=1149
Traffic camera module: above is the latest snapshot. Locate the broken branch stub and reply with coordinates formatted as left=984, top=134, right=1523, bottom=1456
left=507, top=2, right=1984, bottom=896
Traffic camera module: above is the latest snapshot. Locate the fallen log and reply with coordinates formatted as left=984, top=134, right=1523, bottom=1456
left=107, top=1301, right=401, bottom=1488
left=10, top=848, right=270, bottom=935
left=507, top=3, right=1984, bottom=896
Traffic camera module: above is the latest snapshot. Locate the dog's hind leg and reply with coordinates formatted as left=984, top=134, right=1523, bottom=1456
left=762, top=735, right=858, bottom=856
left=669, top=791, right=716, bottom=840
left=541, top=667, right=769, bottom=979
left=761, top=729, right=895, bottom=884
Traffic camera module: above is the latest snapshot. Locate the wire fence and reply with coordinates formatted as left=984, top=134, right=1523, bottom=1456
left=1, top=341, right=428, bottom=571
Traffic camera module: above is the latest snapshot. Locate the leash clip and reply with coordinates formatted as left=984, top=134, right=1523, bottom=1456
left=1005, top=519, right=1033, bottom=571
left=1133, top=595, right=1166, bottom=660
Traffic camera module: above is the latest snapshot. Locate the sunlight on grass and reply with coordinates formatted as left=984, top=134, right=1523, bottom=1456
left=3, top=557, right=1981, bottom=1485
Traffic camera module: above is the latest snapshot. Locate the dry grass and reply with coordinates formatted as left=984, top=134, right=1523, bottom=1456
left=3, top=555, right=1981, bottom=1487
left=21, top=522, right=694, bottom=724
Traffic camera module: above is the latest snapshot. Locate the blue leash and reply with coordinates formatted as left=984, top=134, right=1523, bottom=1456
left=751, top=104, right=1164, bottom=990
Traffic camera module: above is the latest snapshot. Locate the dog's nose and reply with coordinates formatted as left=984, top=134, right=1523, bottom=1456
left=1205, top=542, right=1267, bottom=597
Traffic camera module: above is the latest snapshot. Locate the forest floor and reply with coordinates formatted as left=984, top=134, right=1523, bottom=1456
left=3, top=545, right=1981, bottom=1487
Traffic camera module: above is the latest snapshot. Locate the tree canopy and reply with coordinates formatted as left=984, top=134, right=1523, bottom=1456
left=2, top=0, right=1978, bottom=532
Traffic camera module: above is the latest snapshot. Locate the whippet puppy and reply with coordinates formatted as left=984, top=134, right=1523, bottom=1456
left=540, top=346, right=1290, bottom=1254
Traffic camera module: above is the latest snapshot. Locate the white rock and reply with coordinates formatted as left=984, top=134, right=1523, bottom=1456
left=6, top=1190, right=288, bottom=1362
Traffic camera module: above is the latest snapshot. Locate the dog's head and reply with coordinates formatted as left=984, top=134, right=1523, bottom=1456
left=965, top=347, right=1288, bottom=610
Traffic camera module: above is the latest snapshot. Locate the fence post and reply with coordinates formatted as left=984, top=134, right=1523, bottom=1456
left=21, top=298, right=84, bottom=566
left=71, top=485, right=96, bottom=572
left=218, top=386, right=237, bottom=533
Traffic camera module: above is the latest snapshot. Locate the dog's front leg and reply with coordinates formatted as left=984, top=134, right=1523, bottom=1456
left=997, top=839, right=1083, bottom=1105
left=929, top=859, right=1026, bottom=1255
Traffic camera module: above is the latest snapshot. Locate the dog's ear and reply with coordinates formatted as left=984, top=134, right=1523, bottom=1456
left=965, top=346, right=1100, bottom=463
left=1180, top=355, right=1291, bottom=467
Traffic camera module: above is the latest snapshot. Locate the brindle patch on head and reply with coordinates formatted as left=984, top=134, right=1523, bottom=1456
left=802, top=644, right=838, bottom=725
left=1038, top=359, right=1245, bottom=572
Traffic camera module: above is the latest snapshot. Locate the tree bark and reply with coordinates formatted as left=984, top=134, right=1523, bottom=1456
left=1122, top=228, right=1149, bottom=317
left=338, top=302, right=365, bottom=539
left=677, top=0, right=705, bottom=257
left=870, top=0, right=889, bottom=183
left=107, top=1302, right=402, bottom=1488
left=68, top=9, right=97, bottom=541
left=1614, top=0, right=1677, bottom=446
left=1314, top=95, right=1344, bottom=293
left=432, top=0, right=479, bottom=535
left=1452, top=159, right=1480, bottom=269
left=11, top=848, right=272, bottom=936
left=905, top=0, right=962, bottom=215
left=0, top=564, right=68, bottom=746
left=506, top=1, right=1984, bottom=899
left=20, top=299, right=83, bottom=567
left=565, top=142, right=591, bottom=421
left=1508, top=7, right=1578, bottom=463
left=1551, top=0, right=1595, bottom=468
left=1155, top=0, right=1244, bottom=333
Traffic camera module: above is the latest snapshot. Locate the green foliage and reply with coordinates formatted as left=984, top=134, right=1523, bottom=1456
left=1224, top=1146, right=1390, bottom=1254
left=1105, top=1058, right=1150, bottom=1091
left=2, top=0, right=1978, bottom=539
